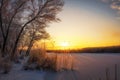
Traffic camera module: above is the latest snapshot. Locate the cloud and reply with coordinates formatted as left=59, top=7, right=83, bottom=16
left=102, top=0, right=120, bottom=19
left=101, top=0, right=120, bottom=11
left=110, top=1, right=120, bottom=11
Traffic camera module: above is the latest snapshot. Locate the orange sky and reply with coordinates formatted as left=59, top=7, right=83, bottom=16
left=44, top=0, right=120, bottom=50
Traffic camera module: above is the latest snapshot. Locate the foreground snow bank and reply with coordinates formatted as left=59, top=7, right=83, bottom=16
left=0, top=53, right=120, bottom=80
left=0, top=62, right=45, bottom=80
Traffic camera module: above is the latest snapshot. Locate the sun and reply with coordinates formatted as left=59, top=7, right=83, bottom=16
left=60, top=41, right=69, bottom=47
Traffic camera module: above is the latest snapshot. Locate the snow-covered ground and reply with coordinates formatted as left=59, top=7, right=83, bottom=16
left=0, top=53, right=120, bottom=80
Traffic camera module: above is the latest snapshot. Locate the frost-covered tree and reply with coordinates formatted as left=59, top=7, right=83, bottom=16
left=0, top=0, right=64, bottom=60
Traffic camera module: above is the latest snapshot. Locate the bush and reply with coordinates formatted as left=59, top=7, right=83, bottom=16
left=40, top=53, right=57, bottom=71
left=23, top=48, right=46, bottom=70
left=24, top=49, right=74, bottom=71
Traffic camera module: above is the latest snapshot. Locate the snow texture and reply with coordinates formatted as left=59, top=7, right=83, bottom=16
left=0, top=53, right=120, bottom=80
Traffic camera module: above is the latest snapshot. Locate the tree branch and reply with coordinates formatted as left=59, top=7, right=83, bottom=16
left=11, top=0, right=51, bottom=59
left=2, top=1, right=27, bottom=55
left=0, top=0, right=5, bottom=39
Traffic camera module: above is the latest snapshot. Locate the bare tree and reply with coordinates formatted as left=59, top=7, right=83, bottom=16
left=0, top=0, right=64, bottom=60
left=20, top=22, right=50, bottom=56
left=0, top=0, right=28, bottom=57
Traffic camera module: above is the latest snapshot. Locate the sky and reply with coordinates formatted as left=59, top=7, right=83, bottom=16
left=46, top=0, right=120, bottom=49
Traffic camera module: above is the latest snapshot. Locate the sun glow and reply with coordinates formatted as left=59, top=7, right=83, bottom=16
left=60, top=41, right=69, bottom=47
left=46, top=0, right=120, bottom=50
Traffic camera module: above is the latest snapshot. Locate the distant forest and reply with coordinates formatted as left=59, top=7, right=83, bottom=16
left=47, top=46, right=120, bottom=53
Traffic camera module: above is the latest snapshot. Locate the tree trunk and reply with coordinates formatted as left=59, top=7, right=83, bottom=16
left=1, top=37, right=7, bottom=57
left=26, top=36, right=34, bottom=56
left=11, top=16, right=37, bottom=60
